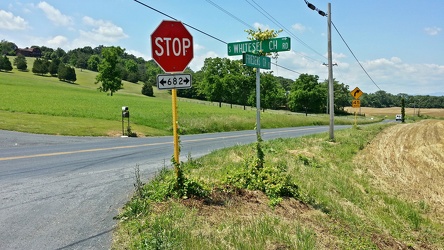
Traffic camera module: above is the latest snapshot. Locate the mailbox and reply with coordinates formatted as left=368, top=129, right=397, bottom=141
left=122, top=106, right=129, bottom=118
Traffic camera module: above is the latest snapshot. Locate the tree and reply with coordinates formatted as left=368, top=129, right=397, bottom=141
left=141, top=82, right=154, bottom=97
left=122, top=59, right=139, bottom=83
left=58, top=63, right=67, bottom=80
left=0, top=40, right=18, bottom=56
left=49, top=58, right=61, bottom=76
left=199, top=57, right=228, bottom=107
left=259, top=72, right=286, bottom=110
left=39, top=46, right=54, bottom=60
left=14, top=54, right=27, bottom=71
left=66, top=66, right=77, bottom=82
left=32, top=58, right=49, bottom=75
left=58, top=64, right=76, bottom=82
left=178, top=69, right=205, bottom=100
left=95, top=46, right=124, bottom=96
left=51, top=47, right=66, bottom=61
left=145, top=60, right=162, bottom=86
left=0, top=55, right=13, bottom=72
left=75, top=53, right=88, bottom=70
left=237, top=65, right=256, bottom=110
left=87, top=55, right=101, bottom=72
left=330, top=80, right=350, bottom=113
left=288, top=74, right=325, bottom=113
left=245, top=27, right=282, bottom=58
left=401, top=97, right=405, bottom=123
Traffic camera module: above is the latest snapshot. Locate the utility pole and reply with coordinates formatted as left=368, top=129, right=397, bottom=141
left=305, top=1, right=335, bottom=140
left=323, top=62, right=337, bottom=115
left=327, top=3, right=334, bottom=140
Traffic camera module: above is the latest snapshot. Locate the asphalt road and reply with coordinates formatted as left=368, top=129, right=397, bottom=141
left=0, top=125, right=349, bottom=250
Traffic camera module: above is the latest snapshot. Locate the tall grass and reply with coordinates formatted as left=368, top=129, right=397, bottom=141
left=113, top=124, right=444, bottom=249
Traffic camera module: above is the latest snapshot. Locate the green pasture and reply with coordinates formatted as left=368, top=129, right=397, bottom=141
left=0, top=58, right=378, bottom=136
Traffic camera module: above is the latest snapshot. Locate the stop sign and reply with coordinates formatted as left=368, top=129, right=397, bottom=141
left=151, top=20, right=194, bottom=73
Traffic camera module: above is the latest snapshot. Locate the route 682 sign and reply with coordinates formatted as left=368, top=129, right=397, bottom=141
left=156, top=74, right=192, bottom=90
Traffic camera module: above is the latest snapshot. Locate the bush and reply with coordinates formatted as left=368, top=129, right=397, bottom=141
left=141, top=82, right=154, bottom=97
left=14, top=54, right=27, bottom=71
left=224, top=142, right=299, bottom=207
left=0, top=55, right=13, bottom=72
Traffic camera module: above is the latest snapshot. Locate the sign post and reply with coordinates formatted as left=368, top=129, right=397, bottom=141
left=228, top=37, right=291, bottom=137
left=350, top=87, right=363, bottom=126
left=151, top=20, right=193, bottom=166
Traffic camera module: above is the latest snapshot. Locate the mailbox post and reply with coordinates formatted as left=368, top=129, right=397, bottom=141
left=121, top=106, right=129, bottom=136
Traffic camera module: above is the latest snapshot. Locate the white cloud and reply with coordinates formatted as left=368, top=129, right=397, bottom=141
left=80, top=16, right=128, bottom=44
left=189, top=50, right=220, bottom=71
left=424, top=26, right=441, bottom=36
left=292, top=23, right=306, bottom=33
left=126, top=49, right=149, bottom=60
left=193, top=43, right=206, bottom=52
left=253, top=22, right=270, bottom=30
left=274, top=51, right=444, bottom=95
left=37, top=1, right=73, bottom=27
left=0, top=10, right=28, bottom=30
left=47, top=35, right=68, bottom=48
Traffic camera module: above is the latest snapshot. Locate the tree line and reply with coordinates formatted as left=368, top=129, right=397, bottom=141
left=1, top=39, right=443, bottom=111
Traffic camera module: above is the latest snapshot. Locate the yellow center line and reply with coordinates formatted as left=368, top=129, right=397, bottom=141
left=0, top=141, right=171, bottom=161
left=0, top=127, right=316, bottom=161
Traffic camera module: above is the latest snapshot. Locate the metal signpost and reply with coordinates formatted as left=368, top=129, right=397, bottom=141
left=350, top=87, right=364, bottom=126
left=229, top=37, right=291, bottom=137
left=151, top=20, right=193, bottom=165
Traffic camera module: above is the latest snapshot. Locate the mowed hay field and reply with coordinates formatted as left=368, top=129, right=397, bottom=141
left=345, top=106, right=444, bottom=118
left=356, top=120, right=444, bottom=225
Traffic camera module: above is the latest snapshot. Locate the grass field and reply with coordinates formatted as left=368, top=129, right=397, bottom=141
left=113, top=122, right=444, bottom=249
left=2, top=57, right=443, bottom=249
left=0, top=58, right=378, bottom=136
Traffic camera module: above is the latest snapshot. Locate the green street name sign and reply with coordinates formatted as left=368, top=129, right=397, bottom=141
left=227, top=37, right=291, bottom=56
left=242, top=53, right=271, bottom=69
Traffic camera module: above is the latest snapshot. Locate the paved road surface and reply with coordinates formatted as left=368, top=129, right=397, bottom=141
left=0, top=126, right=349, bottom=249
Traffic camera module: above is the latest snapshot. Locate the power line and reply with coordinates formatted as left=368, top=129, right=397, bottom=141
left=303, top=0, right=381, bottom=90
left=331, top=21, right=381, bottom=90
left=205, top=0, right=254, bottom=30
left=204, top=0, right=325, bottom=65
left=132, top=0, right=300, bottom=75
left=133, top=0, right=227, bottom=45
left=271, top=62, right=303, bottom=75
left=246, top=0, right=327, bottom=62
left=203, top=0, right=322, bottom=72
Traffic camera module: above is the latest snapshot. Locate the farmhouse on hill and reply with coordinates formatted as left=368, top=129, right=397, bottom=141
left=15, top=47, right=42, bottom=57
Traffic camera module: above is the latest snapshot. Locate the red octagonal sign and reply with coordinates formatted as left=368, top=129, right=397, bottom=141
left=151, top=20, right=193, bottom=73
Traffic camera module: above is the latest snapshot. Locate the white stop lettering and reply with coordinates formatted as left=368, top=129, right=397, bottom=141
left=154, top=37, right=191, bottom=57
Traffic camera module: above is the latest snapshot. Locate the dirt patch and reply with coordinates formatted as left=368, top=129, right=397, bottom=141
left=371, top=233, right=413, bottom=250
left=355, top=120, right=444, bottom=224
left=180, top=187, right=312, bottom=217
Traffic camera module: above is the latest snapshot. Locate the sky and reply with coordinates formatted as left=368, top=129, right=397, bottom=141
left=1, top=0, right=443, bottom=96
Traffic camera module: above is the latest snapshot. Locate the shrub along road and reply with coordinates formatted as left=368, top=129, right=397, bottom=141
left=0, top=125, right=349, bottom=250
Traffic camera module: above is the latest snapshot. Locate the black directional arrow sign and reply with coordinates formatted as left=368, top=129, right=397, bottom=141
left=156, top=74, right=192, bottom=90
left=350, top=87, right=363, bottom=99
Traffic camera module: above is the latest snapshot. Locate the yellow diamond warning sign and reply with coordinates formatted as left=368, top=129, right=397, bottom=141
left=350, top=87, right=363, bottom=99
